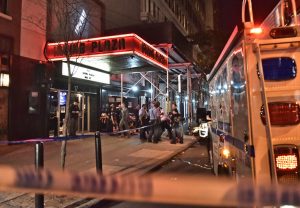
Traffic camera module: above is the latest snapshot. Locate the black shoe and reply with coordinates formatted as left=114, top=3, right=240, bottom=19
left=147, top=140, right=152, bottom=143
left=153, top=140, right=158, bottom=144
left=179, top=140, right=183, bottom=144
left=170, top=141, right=176, bottom=144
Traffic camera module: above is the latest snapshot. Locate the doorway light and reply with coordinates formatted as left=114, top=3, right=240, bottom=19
left=132, top=86, right=138, bottom=92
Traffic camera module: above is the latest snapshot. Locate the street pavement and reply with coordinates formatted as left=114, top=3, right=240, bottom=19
left=0, top=132, right=196, bottom=208
left=91, top=141, right=214, bottom=208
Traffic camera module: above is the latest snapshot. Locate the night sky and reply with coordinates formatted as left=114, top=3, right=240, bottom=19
left=218, top=0, right=279, bottom=37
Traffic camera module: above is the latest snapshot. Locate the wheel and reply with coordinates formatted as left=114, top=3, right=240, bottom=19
left=217, top=164, right=230, bottom=176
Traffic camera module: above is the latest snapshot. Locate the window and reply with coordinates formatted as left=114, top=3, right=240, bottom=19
left=0, top=54, right=10, bottom=72
left=0, top=73, right=9, bottom=87
left=152, top=2, right=156, bottom=17
left=145, top=0, right=150, bottom=12
left=230, top=53, right=248, bottom=140
left=0, top=0, right=7, bottom=14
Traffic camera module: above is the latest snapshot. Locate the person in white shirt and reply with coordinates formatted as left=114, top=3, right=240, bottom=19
left=160, top=111, right=173, bottom=140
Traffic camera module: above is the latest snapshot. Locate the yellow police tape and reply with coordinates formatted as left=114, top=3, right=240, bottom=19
left=0, top=165, right=299, bottom=207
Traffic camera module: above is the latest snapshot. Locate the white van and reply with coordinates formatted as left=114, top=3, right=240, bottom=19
left=208, top=0, right=300, bottom=184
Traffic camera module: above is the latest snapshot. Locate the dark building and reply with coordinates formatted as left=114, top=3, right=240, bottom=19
left=0, top=0, right=217, bottom=140
left=0, top=0, right=105, bottom=140
left=0, top=0, right=48, bottom=140
left=100, top=0, right=215, bottom=116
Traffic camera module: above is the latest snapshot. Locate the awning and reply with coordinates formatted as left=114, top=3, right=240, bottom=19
left=44, top=33, right=168, bottom=74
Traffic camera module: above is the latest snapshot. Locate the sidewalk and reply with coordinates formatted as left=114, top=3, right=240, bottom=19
left=0, top=132, right=196, bottom=208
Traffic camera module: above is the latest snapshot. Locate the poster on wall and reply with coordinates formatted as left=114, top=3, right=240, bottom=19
left=0, top=89, right=8, bottom=140
left=108, top=97, right=115, bottom=103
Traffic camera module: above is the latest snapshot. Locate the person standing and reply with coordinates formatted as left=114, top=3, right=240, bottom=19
left=115, top=103, right=121, bottom=131
left=139, top=104, right=148, bottom=140
left=49, top=111, right=58, bottom=137
left=119, top=103, right=129, bottom=137
left=152, top=101, right=161, bottom=143
left=134, top=104, right=140, bottom=129
left=160, top=111, right=173, bottom=140
left=109, top=104, right=118, bottom=132
left=69, top=99, right=80, bottom=136
left=170, top=104, right=183, bottom=144
left=147, top=101, right=156, bottom=142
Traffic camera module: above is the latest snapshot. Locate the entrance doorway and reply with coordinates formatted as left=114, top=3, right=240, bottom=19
left=48, top=89, right=97, bottom=136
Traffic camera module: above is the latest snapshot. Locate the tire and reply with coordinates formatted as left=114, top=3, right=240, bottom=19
left=217, top=164, right=230, bottom=176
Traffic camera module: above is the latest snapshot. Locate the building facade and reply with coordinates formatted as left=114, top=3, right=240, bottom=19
left=0, top=0, right=19, bottom=140
left=103, top=0, right=214, bottom=36
left=46, top=0, right=105, bottom=135
left=0, top=0, right=48, bottom=140
left=101, top=0, right=215, bottom=117
left=0, top=0, right=105, bottom=140
left=0, top=0, right=215, bottom=140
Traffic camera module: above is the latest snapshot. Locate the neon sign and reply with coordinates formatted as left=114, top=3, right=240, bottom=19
left=44, top=34, right=168, bottom=70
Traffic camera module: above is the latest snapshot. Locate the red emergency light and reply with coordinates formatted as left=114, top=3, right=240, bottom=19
left=260, top=102, right=300, bottom=126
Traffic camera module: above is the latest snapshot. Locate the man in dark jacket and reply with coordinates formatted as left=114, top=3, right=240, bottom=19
left=69, top=99, right=80, bottom=136
left=170, top=104, right=183, bottom=144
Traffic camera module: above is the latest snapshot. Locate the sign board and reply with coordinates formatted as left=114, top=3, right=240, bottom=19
left=59, top=91, right=67, bottom=105
left=45, top=34, right=168, bottom=71
left=62, top=62, right=110, bottom=84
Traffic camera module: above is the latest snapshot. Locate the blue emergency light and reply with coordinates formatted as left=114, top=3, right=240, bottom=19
left=262, top=57, right=297, bottom=81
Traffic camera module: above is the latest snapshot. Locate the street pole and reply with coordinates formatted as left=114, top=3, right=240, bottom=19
left=151, top=74, right=154, bottom=101
left=178, top=74, right=183, bottom=115
left=35, top=142, right=44, bottom=208
left=166, top=68, right=169, bottom=112
left=187, top=65, right=192, bottom=134
left=95, top=131, right=103, bottom=173
left=121, top=73, right=123, bottom=104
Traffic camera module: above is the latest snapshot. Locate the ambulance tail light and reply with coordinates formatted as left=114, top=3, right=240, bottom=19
left=274, top=145, right=299, bottom=183
left=270, top=27, right=297, bottom=39
left=222, top=148, right=230, bottom=159
left=260, top=102, right=300, bottom=126
left=250, top=27, right=263, bottom=34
